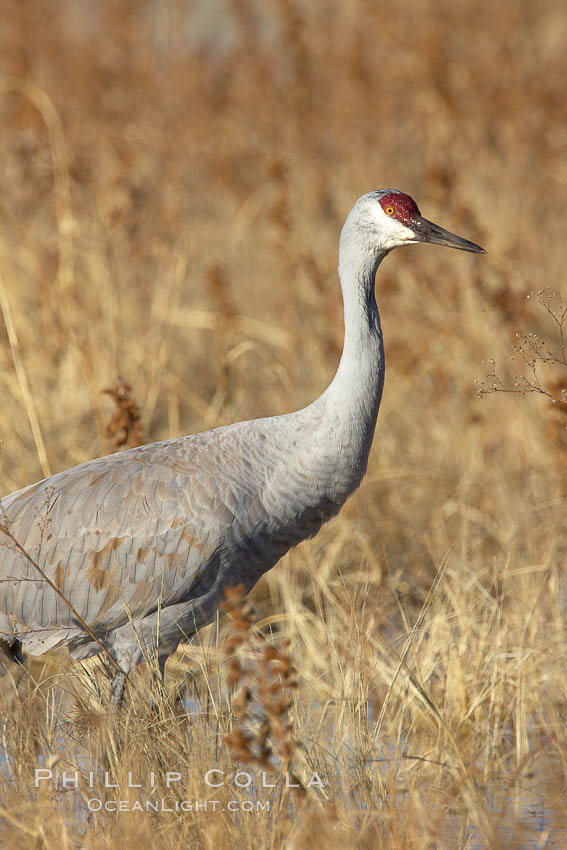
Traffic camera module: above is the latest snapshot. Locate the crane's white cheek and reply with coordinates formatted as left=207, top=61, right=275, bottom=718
left=382, top=220, right=416, bottom=250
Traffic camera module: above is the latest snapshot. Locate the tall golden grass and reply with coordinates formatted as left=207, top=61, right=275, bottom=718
left=1, top=0, right=566, bottom=846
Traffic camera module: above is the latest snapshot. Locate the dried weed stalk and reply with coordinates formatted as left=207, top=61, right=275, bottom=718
left=476, top=289, right=567, bottom=440
left=103, top=378, right=145, bottom=451
left=221, top=585, right=303, bottom=797
left=477, top=288, right=567, bottom=406
left=477, top=289, right=567, bottom=462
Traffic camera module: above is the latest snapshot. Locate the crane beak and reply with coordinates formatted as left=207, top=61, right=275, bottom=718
left=410, top=215, right=485, bottom=254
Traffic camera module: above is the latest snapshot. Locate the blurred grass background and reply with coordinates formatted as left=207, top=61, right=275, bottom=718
left=1, top=0, right=567, bottom=847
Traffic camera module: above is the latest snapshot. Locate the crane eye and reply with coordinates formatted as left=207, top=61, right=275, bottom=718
left=384, top=205, right=395, bottom=216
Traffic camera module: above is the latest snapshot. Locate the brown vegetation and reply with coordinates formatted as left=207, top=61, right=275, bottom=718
left=0, top=0, right=566, bottom=846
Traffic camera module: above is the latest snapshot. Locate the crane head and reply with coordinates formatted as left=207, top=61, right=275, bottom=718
left=364, top=189, right=485, bottom=254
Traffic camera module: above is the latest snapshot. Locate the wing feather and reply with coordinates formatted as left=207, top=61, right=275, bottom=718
left=0, top=429, right=257, bottom=647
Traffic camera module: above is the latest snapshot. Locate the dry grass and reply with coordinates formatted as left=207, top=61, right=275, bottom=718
left=1, top=0, right=567, bottom=846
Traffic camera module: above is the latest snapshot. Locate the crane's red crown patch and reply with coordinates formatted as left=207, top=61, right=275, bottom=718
left=379, top=192, right=420, bottom=224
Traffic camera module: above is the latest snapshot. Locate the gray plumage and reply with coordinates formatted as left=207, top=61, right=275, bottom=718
left=0, top=190, right=484, bottom=700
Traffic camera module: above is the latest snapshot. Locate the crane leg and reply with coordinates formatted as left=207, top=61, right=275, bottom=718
left=109, top=653, right=168, bottom=708
left=158, top=653, right=168, bottom=681
left=110, top=670, right=126, bottom=708
left=0, top=639, right=24, bottom=675
left=0, top=639, right=24, bottom=664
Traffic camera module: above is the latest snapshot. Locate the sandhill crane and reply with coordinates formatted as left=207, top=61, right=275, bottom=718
left=0, top=190, right=484, bottom=705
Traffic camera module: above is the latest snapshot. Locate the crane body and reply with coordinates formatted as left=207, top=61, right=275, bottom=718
left=0, top=190, right=484, bottom=703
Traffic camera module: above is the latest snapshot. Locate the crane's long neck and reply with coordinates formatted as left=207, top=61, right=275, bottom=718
left=257, top=220, right=387, bottom=544
left=309, top=222, right=387, bottom=493
left=331, top=233, right=386, bottom=406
